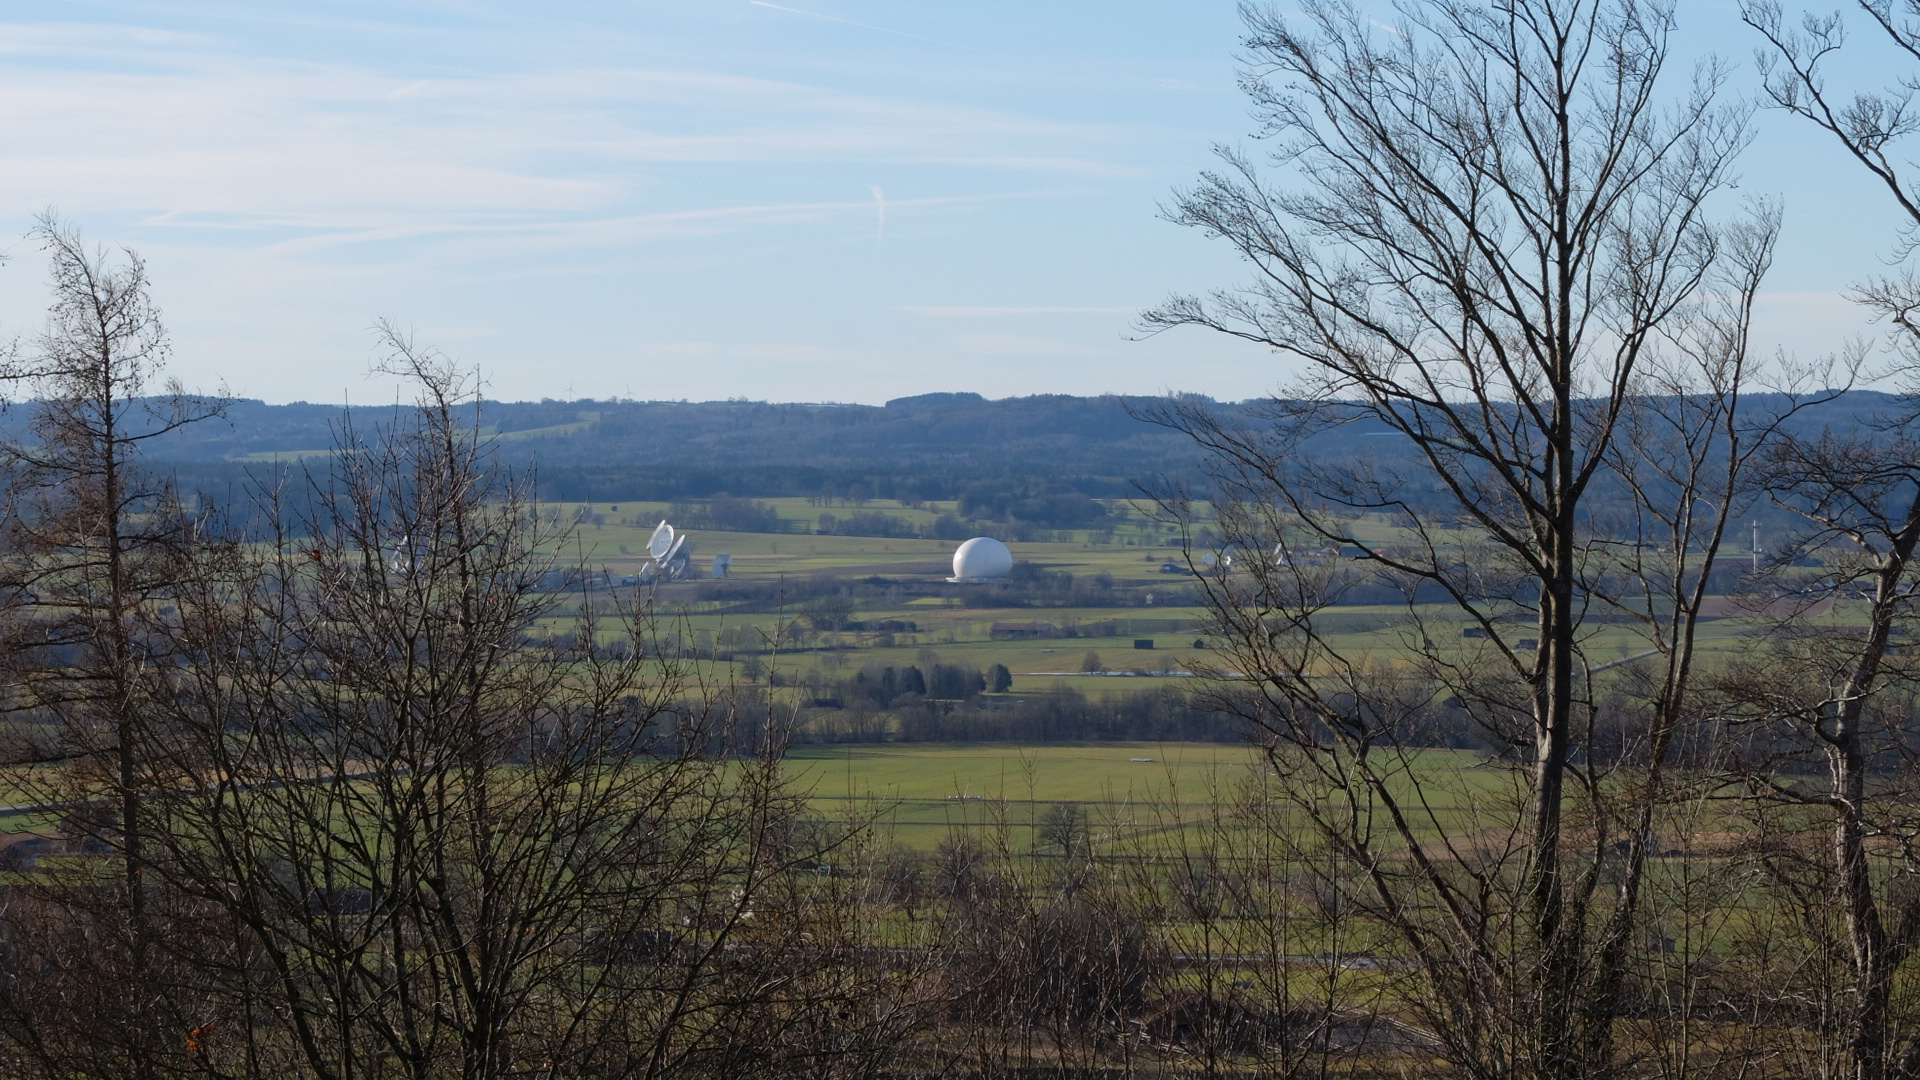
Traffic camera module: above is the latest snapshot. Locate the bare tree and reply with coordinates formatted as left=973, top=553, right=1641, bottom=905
left=57, top=330, right=924, bottom=1080
left=1111, top=765, right=1358, bottom=1078
left=0, top=214, right=224, bottom=1078
left=1140, top=1, right=1780, bottom=1075
left=1713, top=418, right=1920, bottom=1079
left=1721, top=4, right=1920, bottom=1076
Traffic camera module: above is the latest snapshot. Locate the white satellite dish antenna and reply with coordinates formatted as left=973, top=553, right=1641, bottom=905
left=388, top=534, right=414, bottom=575
left=1201, top=553, right=1218, bottom=568
left=664, top=534, right=688, bottom=566
left=648, top=521, right=675, bottom=561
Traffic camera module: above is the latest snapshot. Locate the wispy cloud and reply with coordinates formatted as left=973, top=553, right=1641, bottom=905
left=0, top=23, right=1135, bottom=234
left=0, top=5, right=1235, bottom=406
left=951, top=332, right=1107, bottom=358
left=240, top=191, right=1046, bottom=259
left=746, top=1, right=980, bottom=51
left=902, top=305, right=1137, bottom=316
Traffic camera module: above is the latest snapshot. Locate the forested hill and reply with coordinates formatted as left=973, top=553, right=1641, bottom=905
left=134, top=387, right=1906, bottom=509
left=145, top=391, right=1252, bottom=505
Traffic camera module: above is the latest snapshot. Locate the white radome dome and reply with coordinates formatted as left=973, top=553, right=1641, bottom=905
left=950, top=537, right=1014, bottom=582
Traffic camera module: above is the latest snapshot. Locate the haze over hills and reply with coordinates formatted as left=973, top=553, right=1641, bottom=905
left=149, top=391, right=1234, bottom=506
left=121, top=387, right=1908, bottom=524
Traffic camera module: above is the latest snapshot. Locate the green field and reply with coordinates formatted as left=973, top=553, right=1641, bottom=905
left=520, top=497, right=1842, bottom=713
left=788, top=741, right=1263, bottom=804
left=536, top=497, right=1216, bottom=695
left=787, top=741, right=1267, bottom=851
left=781, top=741, right=1526, bottom=855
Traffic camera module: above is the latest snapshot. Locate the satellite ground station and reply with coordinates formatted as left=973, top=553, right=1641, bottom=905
left=639, top=520, right=731, bottom=583
left=949, top=536, right=1014, bottom=583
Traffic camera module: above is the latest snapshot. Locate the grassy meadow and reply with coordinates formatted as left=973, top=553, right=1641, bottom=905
left=0, top=497, right=1803, bottom=848
left=784, top=741, right=1528, bottom=856
left=540, top=495, right=1222, bottom=694
left=787, top=741, right=1266, bottom=852
left=533, top=495, right=1797, bottom=701
left=510, top=496, right=1811, bottom=866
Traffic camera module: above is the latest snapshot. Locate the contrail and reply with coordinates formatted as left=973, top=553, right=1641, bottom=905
left=747, top=1, right=980, bottom=50
left=869, top=186, right=885, bottom=245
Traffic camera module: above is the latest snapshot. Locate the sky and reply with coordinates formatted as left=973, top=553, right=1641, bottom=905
left=0, top=0, right=1908, bottom=405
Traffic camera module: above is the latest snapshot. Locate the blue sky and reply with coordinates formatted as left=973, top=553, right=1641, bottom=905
left=0, top=1, right=1905, bottom=404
